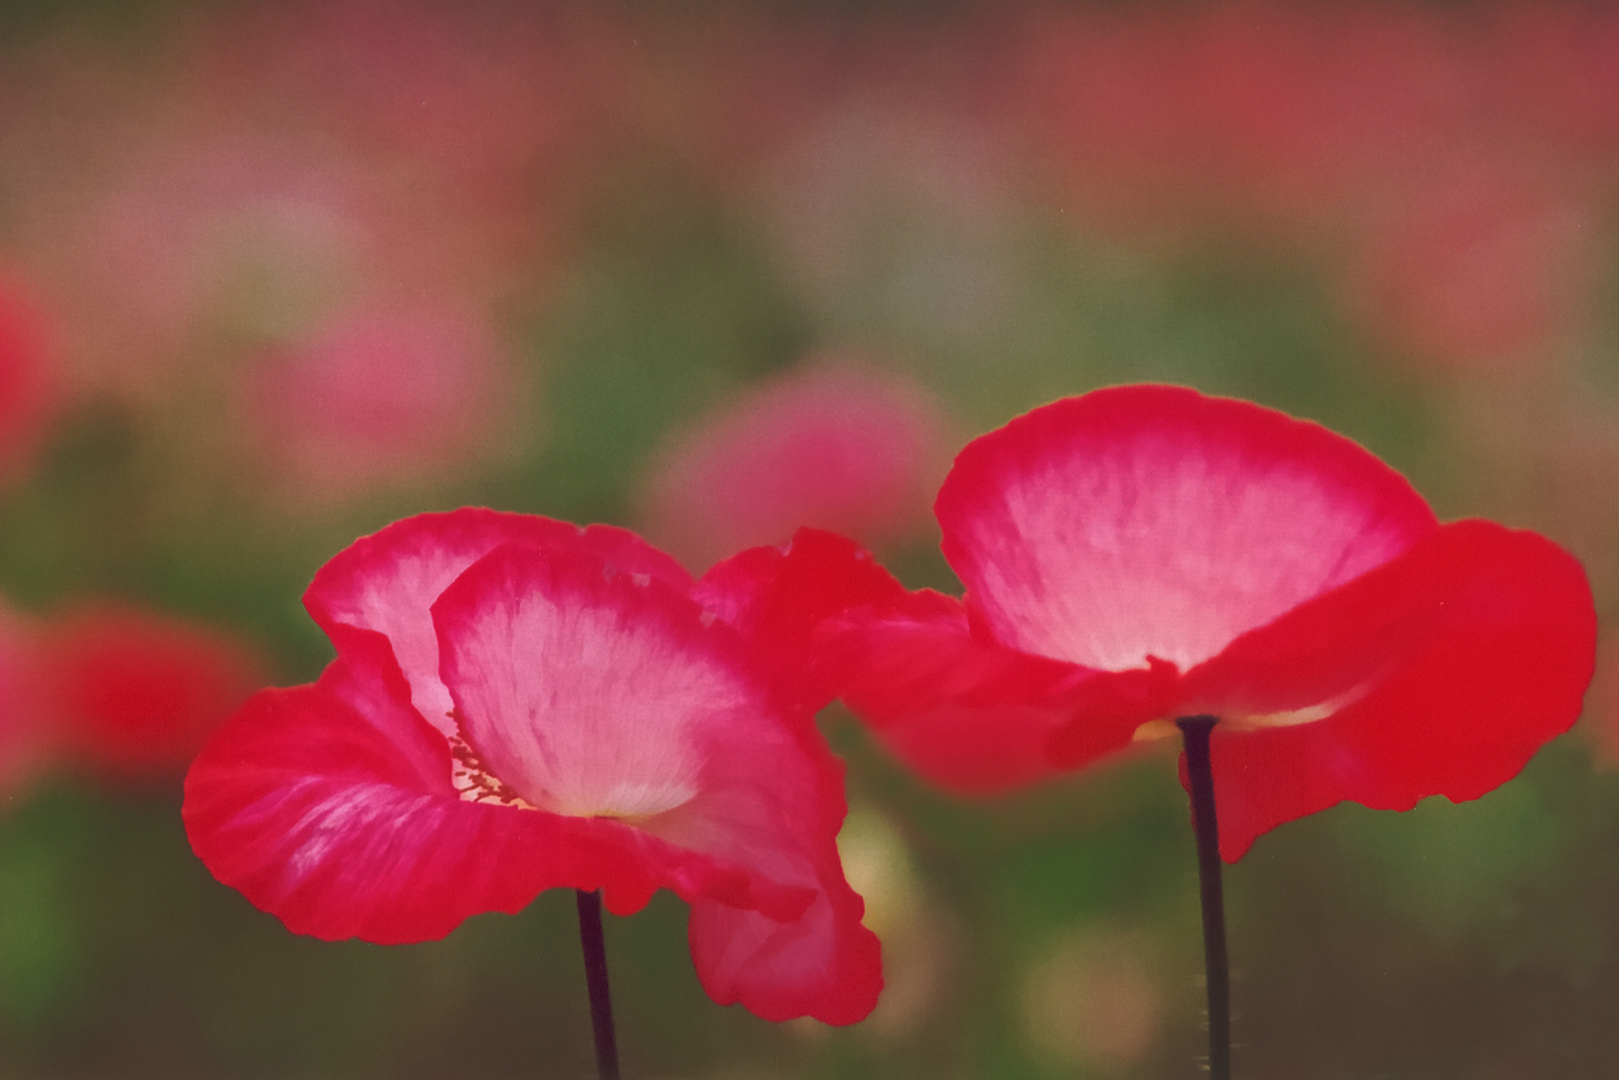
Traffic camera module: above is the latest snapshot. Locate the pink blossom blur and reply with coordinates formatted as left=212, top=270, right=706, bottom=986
left=638, top=359, right=950, bottom=571
left=235, top=306, right=518, bottom=505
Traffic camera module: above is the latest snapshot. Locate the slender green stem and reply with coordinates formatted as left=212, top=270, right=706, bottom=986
left=1177, top=715, right=1231, bottom=1080
left=575, top=888, right=621, bottom=1080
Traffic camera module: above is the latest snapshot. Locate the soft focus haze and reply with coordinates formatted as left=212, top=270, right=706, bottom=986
left=2, top=2, right=1619, bottom=1077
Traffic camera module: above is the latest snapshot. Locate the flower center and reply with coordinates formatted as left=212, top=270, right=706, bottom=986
left=447, top=713, right=697, bottom=821
left=1131, top=684, right=1368, bottom=742
left=449, top=732, right=538, bottom=810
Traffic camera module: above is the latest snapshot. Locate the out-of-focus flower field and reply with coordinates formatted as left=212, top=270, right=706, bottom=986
left=2, top=1, right=1619, bottom=1076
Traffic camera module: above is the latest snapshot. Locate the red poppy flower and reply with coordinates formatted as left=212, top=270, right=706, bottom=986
left=41, top=603, right=266, bottom=780
left=0, top=272, right=59, bottom=489
left=183, top=509, right=881, bottom=1025
left=822, top=385, right=1596, bottom=860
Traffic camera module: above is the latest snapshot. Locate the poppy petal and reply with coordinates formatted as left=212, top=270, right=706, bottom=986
left=687, top=862, right=883, bottom=1025
left=660, top=713, right=883, bottom=1024
left=1183, top=519, right=1597, bottom=860
left=305, top=507, right=691, bottom=735
left=183, top=633, right=810, bottom=942
left=692, top=527, right=903, bottom=712
left=824, top=587, right=1180, bottom=792
left=937, top=385, right=1438, bottom=673
left=433, top=544, right=831, bottom=915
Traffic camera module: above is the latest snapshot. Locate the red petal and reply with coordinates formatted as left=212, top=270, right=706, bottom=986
left=937, top=385, right=1438, bottom=672
left=433, top=543, right=773, bottom=822
left=687, top=861, right=883, bottom=1025
left=0, top=605, right=46, bottom=791
left=823, top=583, right=1177, bottom=792
left=433, top=542, right=879, bottom=1019
left=692, top=527, right=903, bottom=711
left=1178, top=520, right=1597, bottom=861
left=304, top=508, right=691, bottom=736
left=183, top=630, right=801, bottom=942
left=669, top=664, right=883, bottom=1023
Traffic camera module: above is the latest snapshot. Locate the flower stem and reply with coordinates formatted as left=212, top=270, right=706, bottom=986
left=1176, top=715, right=1231, bottom=1080
left=575, top=888, right=621, bottom=1080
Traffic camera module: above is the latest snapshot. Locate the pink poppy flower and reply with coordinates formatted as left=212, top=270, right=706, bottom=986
left=1343, top=158, right=1597, bottom=372
left=821, top=385, right=1596, bottom=861
left=235, top=305, right=516, bottom=505
left=637, top=361, right=950, bottom=570
left=183, top=509, right=881, bottom=1025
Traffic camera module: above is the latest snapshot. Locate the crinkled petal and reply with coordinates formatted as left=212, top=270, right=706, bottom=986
left=183, top=632, right=801, bottom=943
left=687, top=861, right=881, bottom=1026
left=937, top=385, right=1438, bottom=672
left=432, top=544, right=834, bottom=918
left=822, top=576, right=1179, bottom=792
left=305, top=508, right=691, bottom=735
left=434, top=541, right=878, bottom=1021
left=1176, top=520, right=1597, bottom=861
left=434, top=543, right=767, bottom=824
left=692, top=527, right=902, bottom=712
left=663, top=716, right=882, bottom=1024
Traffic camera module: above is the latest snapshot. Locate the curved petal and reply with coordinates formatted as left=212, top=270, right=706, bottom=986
left=687, top=860, right=882, bottom=1026
left=823, top=582, right=1178, bottom=792
left=433, top=541, right=879, bottom=1020
left=183, top=632, right=805, bottom=943
left=1181, top=520, right=1597, bottom=861
left=431, top=543, right=834, bottom=917
left=937, top=385, right=1438, bottom=672
left=433, top=543, right=770, bottom=822
left=664, top=691, right=882, bottom=1025
left=305, top=508, right=691, bottom=735
left=692, top=527, right=903, bottom=712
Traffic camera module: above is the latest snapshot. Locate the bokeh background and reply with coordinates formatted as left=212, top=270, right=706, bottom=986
left=2, top=1, right=1619, bottom=1076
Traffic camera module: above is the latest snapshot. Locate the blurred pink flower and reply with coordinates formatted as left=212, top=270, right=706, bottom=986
left=206, top=0, right=622, bottom=191
left=235, top=305, right=518, bottom=505
left=1343, top=159, right=1597, bottom=372
left=1488, top=5, right=1619, bottom=162
left=0, top=2, right=613, bottom=408
left=638, top=360, right=950, bottom=571
left=1022, top=2, right=1619, bottom=263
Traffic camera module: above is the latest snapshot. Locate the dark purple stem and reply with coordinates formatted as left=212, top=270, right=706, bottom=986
left=1177, top=715, right=1231, bottom=1080
left=576, top=888, right=621, bottom=1080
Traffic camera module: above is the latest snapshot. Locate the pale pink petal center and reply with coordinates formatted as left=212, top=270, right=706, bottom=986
left=942, top=387, right=1437, bottom=671
left=307, top=509, right=691, bottom=739
left=434, top=546, right=762, bottom=822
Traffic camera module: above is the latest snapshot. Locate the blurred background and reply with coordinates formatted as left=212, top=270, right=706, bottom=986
left=1, top=0, right=1618, bottom=1076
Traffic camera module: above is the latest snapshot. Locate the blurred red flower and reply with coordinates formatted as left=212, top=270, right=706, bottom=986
left=183, top=509, right=881, bottom=1024
left=40, top=603, right=266, bottom=781
left=0, top=274, right=60, bottom=490
left=822, top=385, right=1596, bottom=860
left=637, top=359, right=949, bottom=570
